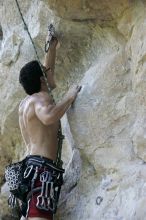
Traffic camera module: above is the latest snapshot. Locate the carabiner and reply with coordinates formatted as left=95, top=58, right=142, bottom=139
left=24, top=165, right=33, bottom=178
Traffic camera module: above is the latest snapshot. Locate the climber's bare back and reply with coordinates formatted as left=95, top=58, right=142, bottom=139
left=19, top=91, right=59, bottom=161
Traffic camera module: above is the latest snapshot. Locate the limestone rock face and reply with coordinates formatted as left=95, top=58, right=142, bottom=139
left=46, top=0, right=130, bottom=21
left=1, top=0, right=146, bottom=220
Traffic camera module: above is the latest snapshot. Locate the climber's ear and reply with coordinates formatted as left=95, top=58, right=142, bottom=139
left=40, top=76, right=45, bottom=83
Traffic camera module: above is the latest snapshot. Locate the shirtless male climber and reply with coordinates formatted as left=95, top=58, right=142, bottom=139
left=18, top=36, right=81, bottom=220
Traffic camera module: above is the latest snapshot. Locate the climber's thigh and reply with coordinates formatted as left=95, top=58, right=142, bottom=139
left=28, top=217, right=53, bottom=220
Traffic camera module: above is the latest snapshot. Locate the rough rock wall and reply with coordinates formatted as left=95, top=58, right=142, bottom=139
left=1, top=0, right=146, bottom=219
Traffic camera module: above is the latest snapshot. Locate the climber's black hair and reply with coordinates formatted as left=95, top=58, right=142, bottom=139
left=19, top=60, right=43, bottom=95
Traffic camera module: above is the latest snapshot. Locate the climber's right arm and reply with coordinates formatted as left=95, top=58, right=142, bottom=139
left=35, top=85, right=81, bottom=125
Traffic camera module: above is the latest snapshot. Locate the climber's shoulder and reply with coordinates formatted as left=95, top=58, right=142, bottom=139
left=18, top=95, right=35, bottom=114
left=18, top=92, right=53, bottom=120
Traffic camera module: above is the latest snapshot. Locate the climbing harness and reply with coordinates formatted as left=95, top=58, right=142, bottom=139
left=28, top=156, right=64, bottom=214
left=5, top=156, right=65, bottom=216
left=24, top=156, right=64, bottom=215
left=5, top=1, right=65, bottom=218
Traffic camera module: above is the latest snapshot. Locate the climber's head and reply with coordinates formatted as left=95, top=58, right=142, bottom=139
left=19, top=60, right=43, bottom=95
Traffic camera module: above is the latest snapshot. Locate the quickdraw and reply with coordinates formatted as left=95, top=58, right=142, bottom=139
left=36, top=171, right=52, bottom=211
left=45, top=24, right=55, bottom=53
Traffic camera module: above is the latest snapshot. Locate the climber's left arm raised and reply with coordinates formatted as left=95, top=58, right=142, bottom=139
left=43, top=37, right=58, bottom=80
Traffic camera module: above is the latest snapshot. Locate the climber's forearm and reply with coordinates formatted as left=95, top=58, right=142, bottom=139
left=55, top=95, right=74, bottom=116
left=44, top=47, right=56, bottom=77
left=47, top=96, right=74, bottom=124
